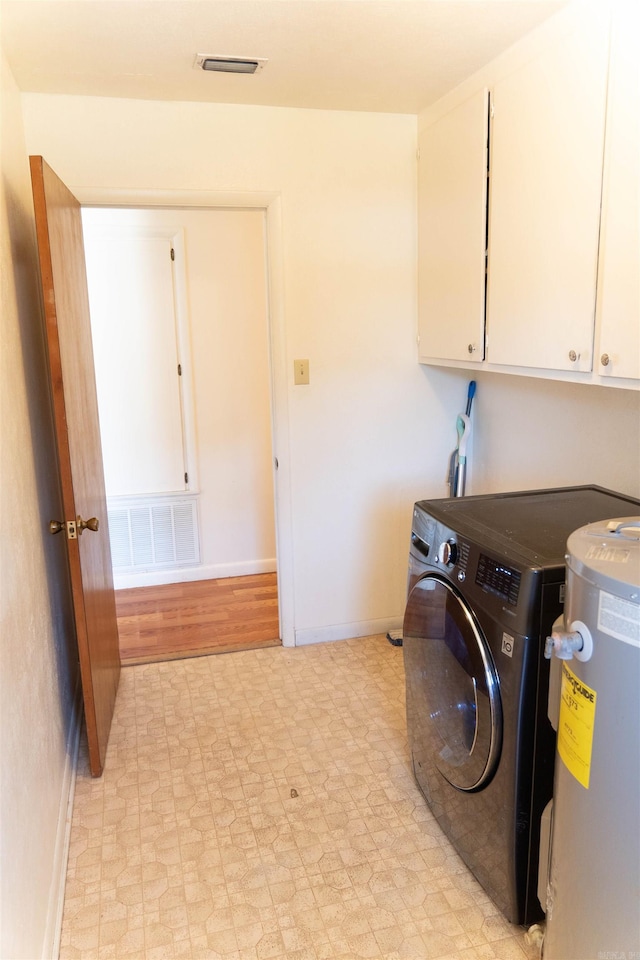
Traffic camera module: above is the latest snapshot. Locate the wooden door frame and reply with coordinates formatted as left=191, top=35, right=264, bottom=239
left=73, top=187, right=295, bottom=648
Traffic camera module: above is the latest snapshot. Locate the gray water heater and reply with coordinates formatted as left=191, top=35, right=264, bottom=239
left=543, top=517, right=640, bottom=959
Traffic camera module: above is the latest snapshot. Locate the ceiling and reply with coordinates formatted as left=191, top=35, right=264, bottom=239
left=0, top=0, right=566, bottom=115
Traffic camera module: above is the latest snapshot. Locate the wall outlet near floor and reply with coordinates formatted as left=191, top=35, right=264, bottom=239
left=294, top=359, right=310, bottom=385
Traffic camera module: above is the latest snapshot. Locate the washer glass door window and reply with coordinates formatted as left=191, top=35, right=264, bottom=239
left=404, top=574, right=502, bottom=791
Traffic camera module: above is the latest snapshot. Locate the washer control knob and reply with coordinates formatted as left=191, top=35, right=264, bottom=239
left=438, top=540, right=458, bottom=566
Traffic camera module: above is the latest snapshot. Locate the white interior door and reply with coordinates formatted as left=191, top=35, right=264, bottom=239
left=83, top=219, right=187, bottom=496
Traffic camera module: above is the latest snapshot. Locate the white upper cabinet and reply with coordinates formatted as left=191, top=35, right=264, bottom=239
left=486, top=13, right=609, bottom=373
left=418, top=89, right=489, bottom=364
left=594, top=6, right=640, bottom=381
left=417, top=6, right=639, bottom=388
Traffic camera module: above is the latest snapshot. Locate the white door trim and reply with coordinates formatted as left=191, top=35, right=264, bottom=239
left=73, top=186, right=295, bottom=647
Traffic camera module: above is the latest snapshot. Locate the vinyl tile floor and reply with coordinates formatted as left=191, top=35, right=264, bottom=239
left=60, top=636, right=540, bottom=960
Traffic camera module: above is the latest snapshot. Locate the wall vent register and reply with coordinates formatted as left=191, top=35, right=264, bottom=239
left=107, top=494, right=200, bottom=572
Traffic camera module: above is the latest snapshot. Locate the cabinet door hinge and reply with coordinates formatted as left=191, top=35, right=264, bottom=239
left=177, top=363, right=182, bottom=376
left=184, top=472, right=189, bottom=484
left=170, top=247, right=175, bottom=261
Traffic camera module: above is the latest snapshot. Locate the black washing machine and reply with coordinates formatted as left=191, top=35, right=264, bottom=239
left=402, top=484, right=640, bottom=926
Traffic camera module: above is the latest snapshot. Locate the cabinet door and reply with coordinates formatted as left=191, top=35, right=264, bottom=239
left=487, top=15, right=609, bottom=372
left=418, top=89, right=489, bottom=363
left=595, top=7, right=640, bottom=381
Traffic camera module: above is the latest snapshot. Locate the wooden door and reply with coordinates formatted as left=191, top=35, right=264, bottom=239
left=30, top=156, right=120, bottom=777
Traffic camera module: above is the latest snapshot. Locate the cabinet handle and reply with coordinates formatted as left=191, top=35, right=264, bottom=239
left=568, top=350, right=578, bottom=362
left=600, top=353, right=610, bottom=367
left=468, top=343, right=475, bottom=354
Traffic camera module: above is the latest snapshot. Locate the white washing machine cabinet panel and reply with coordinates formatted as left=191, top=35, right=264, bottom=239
left=544, top=518, right=640, bottom=960
left=403, top=487, right=640, bottom=927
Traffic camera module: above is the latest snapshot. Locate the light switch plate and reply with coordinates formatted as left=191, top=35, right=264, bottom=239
left=294, top=359, right=309, bottom=385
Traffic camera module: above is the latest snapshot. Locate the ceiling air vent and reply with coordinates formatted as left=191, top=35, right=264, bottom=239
left=194, top=55, right=267, bottom=75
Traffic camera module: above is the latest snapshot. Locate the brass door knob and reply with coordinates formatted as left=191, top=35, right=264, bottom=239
left=49, top=519, right=78, bottom=539
left=77, top=516, right=99, bottom=534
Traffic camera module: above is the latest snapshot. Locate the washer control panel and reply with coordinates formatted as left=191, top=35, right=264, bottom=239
left=432, top=532, right=471, bottom=574
left=409, top=500, right=556, bottom=633
left=437, top=540, right=458, bottom=566
left=413, top=508, right=523, bottom=611
left=476, top=553, right=521, bottom=606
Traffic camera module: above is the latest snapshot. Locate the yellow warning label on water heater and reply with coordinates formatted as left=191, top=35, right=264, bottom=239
left=558, top=662, right=597, bottom=789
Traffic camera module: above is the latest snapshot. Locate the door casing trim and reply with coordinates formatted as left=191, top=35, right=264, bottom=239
left=72, top=186, right=295, bottom=647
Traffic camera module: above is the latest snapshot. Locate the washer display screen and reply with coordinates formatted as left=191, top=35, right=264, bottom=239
left=476, top=554, right=521, bottom=605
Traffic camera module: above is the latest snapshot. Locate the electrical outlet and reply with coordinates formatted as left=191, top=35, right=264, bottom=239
left=294, top=359, right=310, bottom=385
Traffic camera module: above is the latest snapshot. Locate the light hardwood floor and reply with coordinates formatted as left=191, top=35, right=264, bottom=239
left=115, top=573, right=280, bottom=665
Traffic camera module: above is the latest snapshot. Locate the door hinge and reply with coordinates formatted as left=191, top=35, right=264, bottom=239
left=170, top=247, right=175, bottom=261
left=178, top=363, right=182, bottom=376
left=184, top=472, right=189, bottom=484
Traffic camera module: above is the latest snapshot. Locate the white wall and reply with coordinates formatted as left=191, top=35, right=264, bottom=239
left=176, top=208, right=276, bottom=576
left=0, top=52, right=78, bottom=960
left=22, top=94, right=467, bottom=642
left=83, top=206, right=277, bottom=585
left=21, top=91, right=640, bottom=649
left=470, top=372, right=640, bottom=498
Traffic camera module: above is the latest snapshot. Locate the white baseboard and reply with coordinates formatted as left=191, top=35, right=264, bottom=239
left=114, top=558, right=277, bottom=590
left=294, top=617, right=403, bottom=647
left=43, top=680, right=82, bottom=960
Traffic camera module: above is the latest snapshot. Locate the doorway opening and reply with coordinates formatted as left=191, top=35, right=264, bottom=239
left=81, top=203, right=286, bottom=662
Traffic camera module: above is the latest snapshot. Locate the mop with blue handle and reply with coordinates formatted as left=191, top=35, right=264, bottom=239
left=448, top=381, right=476, bottom=497
left=389, top=382, right=477, bottom=649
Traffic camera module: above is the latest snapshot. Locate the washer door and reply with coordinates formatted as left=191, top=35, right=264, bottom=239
left=404, top=573, right=502, bottom=791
